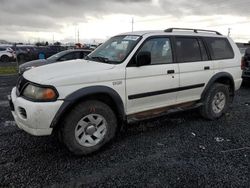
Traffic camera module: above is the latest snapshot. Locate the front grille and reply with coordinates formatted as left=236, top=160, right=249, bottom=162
left=16, top=76, right=29, bottom=96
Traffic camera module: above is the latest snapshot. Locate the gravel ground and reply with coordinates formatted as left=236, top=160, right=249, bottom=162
left=0, top=75, right=249, bottom=187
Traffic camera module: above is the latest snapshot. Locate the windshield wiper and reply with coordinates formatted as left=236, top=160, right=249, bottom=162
left=86, top=56, right=110, bottom=63
left=85, top=55, right=91, bottom=60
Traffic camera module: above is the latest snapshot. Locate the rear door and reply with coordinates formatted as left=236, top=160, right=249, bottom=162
left=126, top=37, right=179, bottom=115
left=175, top=37, right=214, bottom=103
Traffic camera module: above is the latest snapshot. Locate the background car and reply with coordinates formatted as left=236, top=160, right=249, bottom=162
left=12, top=44, right=69, bottom=64
left=0, top=47, right=15, bottom=62
left=13, top=45, right=36, bottom=63
left=19, top=49, right=92, bottom=74
left=239, top=47, right=247, bottom=57
left=242, top=47, right=250, bottom=81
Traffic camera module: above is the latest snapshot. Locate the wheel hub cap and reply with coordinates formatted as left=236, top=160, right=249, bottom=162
left=85, top=125, right=97, bottom=135
left=74, top=114, right=107, bottom=147
left=212, top=92, right=226, bottom=114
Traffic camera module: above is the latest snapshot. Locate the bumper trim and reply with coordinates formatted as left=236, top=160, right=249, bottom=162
left=12, top=111, right=52, bottom=136
left=10, top=87, right=62, bottom=136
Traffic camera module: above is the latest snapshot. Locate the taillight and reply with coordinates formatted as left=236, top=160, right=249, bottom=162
left=241, top=57, right=246, bottom=70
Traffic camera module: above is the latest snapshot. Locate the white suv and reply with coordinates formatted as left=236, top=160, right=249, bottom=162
left=0, top=47, right=15, bottom=62
left=9, top=28, right=242, bottom=155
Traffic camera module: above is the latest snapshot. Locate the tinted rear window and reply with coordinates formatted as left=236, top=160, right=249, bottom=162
left=175, top=38, right=202, bottom=62
left=205, top=38, right=234, bottom=60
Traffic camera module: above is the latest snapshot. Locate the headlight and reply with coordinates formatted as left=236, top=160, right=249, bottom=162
left=22, top=84, right=58, bottom=102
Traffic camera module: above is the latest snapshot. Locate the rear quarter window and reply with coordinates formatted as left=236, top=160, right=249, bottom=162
left=205, top=37, right=234, bottom=60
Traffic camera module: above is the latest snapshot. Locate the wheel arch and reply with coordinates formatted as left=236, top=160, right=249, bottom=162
left=201, top=72, right=235, bottom=102
left=50, top=86, right=126, bottom=130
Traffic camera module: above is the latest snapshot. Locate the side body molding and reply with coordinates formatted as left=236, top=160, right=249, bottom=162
left=50, top=86, right=125, bottom=128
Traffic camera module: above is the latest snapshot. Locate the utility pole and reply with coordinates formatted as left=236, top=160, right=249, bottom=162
left=74, top=26, right=77, bottom=44
left=228, top=28, right=231, bottom=37
left=77, top=28, right=80, bottom=43
left=132, top=17, right=134, bottom=32
left=52, top=34, right=54, bottom=44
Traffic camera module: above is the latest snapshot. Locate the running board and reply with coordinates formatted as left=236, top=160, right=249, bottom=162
left=127, top=101, right=203, bottom=123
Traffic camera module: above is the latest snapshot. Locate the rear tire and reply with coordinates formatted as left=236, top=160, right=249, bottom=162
left=62, top=100, right=117, bottom=155
left=200, top=83, right=230, bottom=120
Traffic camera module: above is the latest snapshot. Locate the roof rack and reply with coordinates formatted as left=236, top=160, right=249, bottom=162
left=164, top=28, right=222, bottom=35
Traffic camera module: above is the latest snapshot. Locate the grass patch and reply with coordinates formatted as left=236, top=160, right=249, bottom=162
left=0, top=66, right=18, bottom=75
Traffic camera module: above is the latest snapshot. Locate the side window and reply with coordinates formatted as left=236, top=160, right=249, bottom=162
left=138, top=37, right=173, bottom=65
left=59, top=52, right=81, bottom=61
left=205, top=38, right=234, bottom=60
left=74, top=52, right=81, bottom=59
left=175, top=38, right=202, bottom=62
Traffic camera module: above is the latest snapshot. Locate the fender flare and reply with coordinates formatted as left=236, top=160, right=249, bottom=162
left=50, top=85, right=125, bottom=128
left=201, top=72, right=235, bottom=101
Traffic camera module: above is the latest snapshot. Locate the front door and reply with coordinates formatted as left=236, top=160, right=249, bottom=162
left=125, top=37, right=179, bottom=115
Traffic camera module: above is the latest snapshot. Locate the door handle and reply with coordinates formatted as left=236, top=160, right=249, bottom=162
left=167, top=70, right=175, bottom=74
left=204, top=66, right=210, bottom=70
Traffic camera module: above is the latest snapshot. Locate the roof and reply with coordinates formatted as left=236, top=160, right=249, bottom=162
left=119, top=28, right=225, bottom=38
left=119, top=30, right=162, bottom=36
left=66, top=49, right=92, bottom=52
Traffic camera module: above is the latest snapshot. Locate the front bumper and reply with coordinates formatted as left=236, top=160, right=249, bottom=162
left=9, top=87, right=63, bottom=136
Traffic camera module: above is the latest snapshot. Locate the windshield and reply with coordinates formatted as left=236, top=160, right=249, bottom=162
left=87, top=35, right=141, bottom=64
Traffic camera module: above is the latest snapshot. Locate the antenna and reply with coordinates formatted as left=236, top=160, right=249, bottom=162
left=77, top=29, right=80, bottom=43
left=132, top=17, right=134, bottom=32
left=228, top=28, right=231, bottom=37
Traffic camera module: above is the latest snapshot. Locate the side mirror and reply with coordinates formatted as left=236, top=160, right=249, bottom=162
left=136, top=51, right=151, bottom=66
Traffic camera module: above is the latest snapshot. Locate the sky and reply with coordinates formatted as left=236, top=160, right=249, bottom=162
left=0, top=0, right=250, bottom=44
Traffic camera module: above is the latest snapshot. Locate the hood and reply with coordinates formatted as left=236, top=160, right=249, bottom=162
left=19, top=59, right=48, bottom=69
left=19, top=59, right=48, bottom=74
left=23, top=59, right=115, bottom=84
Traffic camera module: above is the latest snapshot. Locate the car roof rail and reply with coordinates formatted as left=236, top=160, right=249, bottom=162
left=164, top=28, right=222, bottom=36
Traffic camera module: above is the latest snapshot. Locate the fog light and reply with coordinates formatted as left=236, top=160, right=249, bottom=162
left=18, top=107, right=27, bottom=119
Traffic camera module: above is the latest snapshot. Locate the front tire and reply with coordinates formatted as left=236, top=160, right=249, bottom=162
left=0, top=55, right=9, bottom=62
left=62, top=100, right=117, bottom=155
left=200, top=83, right=230, bottom=120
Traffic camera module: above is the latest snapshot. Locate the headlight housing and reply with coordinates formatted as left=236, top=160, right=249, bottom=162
left=22, top=84, right=58, bottom=102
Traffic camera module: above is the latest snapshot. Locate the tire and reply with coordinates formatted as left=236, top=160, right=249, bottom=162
left=61, top=100, right=117, bottom=155
left=0, top=55, right=9, bottom=62
left=200, top=83, right=230, bottom=120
